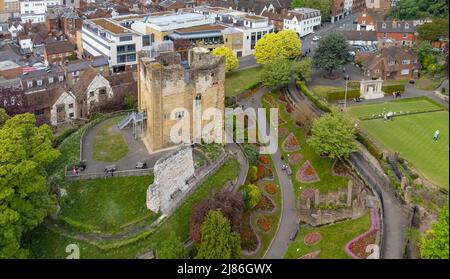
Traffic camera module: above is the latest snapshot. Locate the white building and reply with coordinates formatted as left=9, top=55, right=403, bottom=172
left=82, top=18, right=145, bottom=72
left=19, top=0, right=63, bottom=23
left=8, top=22, right=23, bottom=40
left=283, top=8, right=321, bottom=38
left=192, top=6, right=274, bottom=57
left=344, top=0, right=353, bottom=16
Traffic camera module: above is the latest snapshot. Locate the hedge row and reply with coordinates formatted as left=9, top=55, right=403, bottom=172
left=382, top=84, right=405, bottom=94
left=297, top=81, right=332, bottom=113
left=323, top=84, right=406, bottom=101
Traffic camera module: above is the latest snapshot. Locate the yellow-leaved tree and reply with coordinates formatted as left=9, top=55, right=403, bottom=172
left=211, top=46, right=239, bottom=72
left=254, top=29, right=302, bottom=64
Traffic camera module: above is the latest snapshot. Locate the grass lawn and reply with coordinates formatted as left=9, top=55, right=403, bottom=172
left=92, top=116, right=128, bottom=162
left=348, top=98, right=449, bottom=189
left=348, top=97, right=443, bottom=120
left=311, top=85, right=344, bottom=98
left=262, top=92, right=350, bottom=198
left=225, top=66, right=262, bottom=97
left=59, top=176, right=158, bottom=234
left=284, top=211, right=370, bottom=259
left=28, top=159, right=240, bottom=258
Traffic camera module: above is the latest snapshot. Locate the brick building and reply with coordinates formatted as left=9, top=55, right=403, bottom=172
left=376, top=20, right=416, bottom=46
left=44, top=41, right=76, bottom=65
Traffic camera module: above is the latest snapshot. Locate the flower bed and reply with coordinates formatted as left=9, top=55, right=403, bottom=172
left=279, top=93, right=288, bottom=104
left=257, top=215, right=272, bottom=232
left=345, top=208, right=380, bottom=259
left=304, top=232, right=322, bottom=246
left=332, top=160, right=348, bottom=177
left=300, top=188, right=316, bottom=200
left=297, top=160, right=320, bottom=183
left=283, top=133, right=300, bottom=152
left=257, top=164, right=274, bottom=180
left=240, top=212, right=260, bottom=253
left=254, top=195, right=275, bottom=212
left=286, top=103, right=293, bottom=114
left=298, top=250, right=320, bottom=259
left=264, top=183, right=277, bottom=195
left=288, top=152, right=302, bottom=165
left=259, top=155, right=270, bottom=165
left=263, top=95, right=277, bottom=108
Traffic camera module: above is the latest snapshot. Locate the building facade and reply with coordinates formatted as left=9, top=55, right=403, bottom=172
left=82, top=17, right=145, bottom=71
left=376, top=20, right=416, bottom=46
left=138, top=47, right=225, bottom=153
left=20, top=0, right=63, bottom=23
left=283, top=8, right=321, bottom=38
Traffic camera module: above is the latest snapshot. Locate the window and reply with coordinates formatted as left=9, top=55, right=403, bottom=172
left=405, top=23, right=409, bottom=29
left=52, top=54, right=56, bottom=58
left=34, top=109, right=43, bottom=116
left=403, top=33, right=408, bottom=38
left=48, top=77, right=54, bottom=83
left=119, top=36, right=132, bottom=42
left=382, top=23, right=386, bottom=29
left=401, top=69, right=410, bottom=75
left=68, top=103, right=74, bottom=109
left=56, top=106, right=64, bottom=113
left=143, top=35, right=150, bottom=47
left=37, top=79, right=42, bottom=86
left=89, top=91, right=94, bottom=97
left=59, top=76, right=64, bottom=81
left=69, top=112, right=74, bottom=118
left=27, top=81, right=33, bottom=88
left=59, top=53, right=63, bottom=58
left=402, top=60, right=410, bottom=65
left=389, top=60, right=395, bottom=65
left=383, top=32, right=387, bottom=38
left=174, top=111, right=184, bottom=119
left=99, top=88, right=107, bottom=95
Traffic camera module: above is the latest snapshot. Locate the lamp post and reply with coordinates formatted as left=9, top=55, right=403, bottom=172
left=344, top=74, right=349, bottom=109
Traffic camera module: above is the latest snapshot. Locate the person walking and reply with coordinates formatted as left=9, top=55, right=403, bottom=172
left=433, top=130, right=440, bottom=141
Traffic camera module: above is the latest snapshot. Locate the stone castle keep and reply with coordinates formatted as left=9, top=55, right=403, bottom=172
left=138, top=45, right=226, bottom=153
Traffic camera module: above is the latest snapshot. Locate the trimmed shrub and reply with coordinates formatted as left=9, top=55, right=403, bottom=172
left=382, top=84, right=405, bottom=94
left=325, top=89, right=360, bottom=101
left=297, top=81, right=331, bottom=113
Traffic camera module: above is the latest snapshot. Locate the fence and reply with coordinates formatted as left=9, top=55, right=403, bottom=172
left=65, top=167, right=154, bottom=181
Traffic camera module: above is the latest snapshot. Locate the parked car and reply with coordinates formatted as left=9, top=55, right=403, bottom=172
left=286, top=166, right=292, bottom=176
left=289, top=227, right=299, bottom=241
left=136, top=162, right=148, bottom=169
left=75, top=160, right=87, bottom=171
left=312, top=35, right=321, bottom=42
left=104, top=165, right=117, bottom=173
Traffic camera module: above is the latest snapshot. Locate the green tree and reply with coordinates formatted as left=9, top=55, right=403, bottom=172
left=212, top=46, right=239, bottom=72
left=420, top=206, right=449, bottom=259
left=243, top=144, right=259, bottom=165
left=312, top=33, right=352, bottom=77
left=241, top=184, right=262, bottom=210
left=0, top=113, right=60, bottom=258
left=0, top=108, right=9, bottom=127
left=294, top=57, right=313, bottom=82
left=157, top=233, right=188, bottom=259
left=417, top=19, right=449, bottom=41
left=254, top=30, right=301, bottom=64
left=248, top=165, right=258, bottom=183
left=416, top=41, right=434, bottom=63
left=388, top=0, right=448, bottom=20
left=291, top=0, right=331, bottom=22
left=196, top=210, right=241, bottom=259
left=261, top=58, right=293, bottom=89
left=307, top=111, right=357, bottom=159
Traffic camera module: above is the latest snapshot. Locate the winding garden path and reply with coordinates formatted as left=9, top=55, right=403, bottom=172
left=238, top=88, right=299, bottom=259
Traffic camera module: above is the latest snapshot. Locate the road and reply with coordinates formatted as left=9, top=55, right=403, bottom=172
left=237, top=88, right=299, bottom=259
left=237, top=15, right=358, bottom=69
left=302, top=14, right=357, bottom=54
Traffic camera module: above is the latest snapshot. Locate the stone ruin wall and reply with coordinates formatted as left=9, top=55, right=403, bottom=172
left=146, top=146, right=196, bottom=215
left=299, top=179, right=369, bottom=226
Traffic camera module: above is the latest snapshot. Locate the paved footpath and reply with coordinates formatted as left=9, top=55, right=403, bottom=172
left=238, top=88, right=299, bottom=259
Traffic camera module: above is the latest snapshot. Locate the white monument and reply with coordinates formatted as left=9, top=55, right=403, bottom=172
left=146, top=146, right=196, bottom=214
left=360, top=79, right=385, bottom=100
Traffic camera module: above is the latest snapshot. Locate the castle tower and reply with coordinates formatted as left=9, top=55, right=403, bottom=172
left=138, top=46, right=225, bottom=153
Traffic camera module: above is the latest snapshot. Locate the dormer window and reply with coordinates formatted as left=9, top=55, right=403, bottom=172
left=27, top=81, right=33, bottom=88
left=405, top=23, right=409, bottom=29
left=37, top=79, right=42, bottom=86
